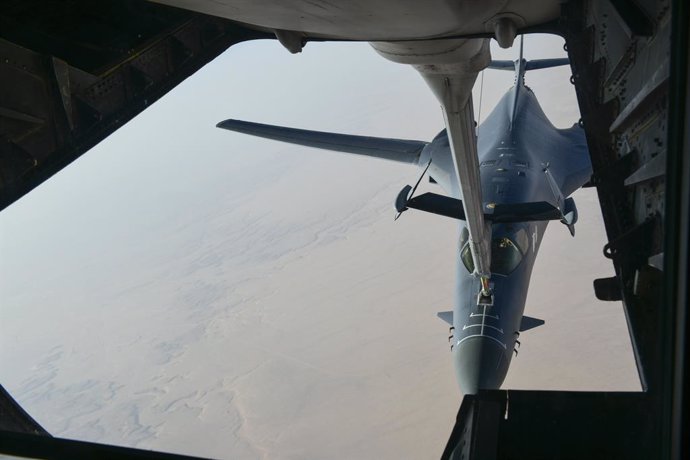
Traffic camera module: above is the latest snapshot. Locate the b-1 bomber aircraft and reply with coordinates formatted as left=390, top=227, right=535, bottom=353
left=217, top=41, right=591, bottom=395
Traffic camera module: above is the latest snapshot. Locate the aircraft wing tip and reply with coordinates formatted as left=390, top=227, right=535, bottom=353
left=216, top=119, right=240, bottom=129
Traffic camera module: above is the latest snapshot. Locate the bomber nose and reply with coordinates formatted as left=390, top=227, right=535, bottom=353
left=453, top=336, right=508, bottom=395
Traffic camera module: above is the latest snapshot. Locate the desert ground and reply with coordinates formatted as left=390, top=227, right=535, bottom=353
left=0, top=37, right=639, bottom=459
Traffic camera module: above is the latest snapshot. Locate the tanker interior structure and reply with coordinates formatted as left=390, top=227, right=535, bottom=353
left=0, top=1, right=687, bottom=459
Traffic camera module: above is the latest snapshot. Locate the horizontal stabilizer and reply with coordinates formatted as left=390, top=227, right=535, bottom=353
left=399, top=191, right=467, bottom=220
left=217, top=119, right=426, bottom=164
left=437, top=311, right=453, bottom=326
left=519, top=315, right=545, bottom=332
left=488, top=58, right=570, bottom=71
left=488, top=201, right=563, bottom=222
left=396, top=187, right=563, bottom=223
left=487, top=60, right=515, bottom=70
left=525, top=58, right=570, bottom=70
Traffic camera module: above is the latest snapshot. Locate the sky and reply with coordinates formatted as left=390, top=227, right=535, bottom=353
left=0, top=35, right=577, bottom=297
left=0, top=35, right=638, bottom=458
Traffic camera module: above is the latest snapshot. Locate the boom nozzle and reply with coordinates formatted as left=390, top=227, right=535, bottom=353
left=477, top=277, right=494, bottom=306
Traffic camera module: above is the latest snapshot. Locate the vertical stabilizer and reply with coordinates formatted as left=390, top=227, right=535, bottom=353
left=509, top=37, right=526, bottom=129
left=486, top=36, right=570, bottom=130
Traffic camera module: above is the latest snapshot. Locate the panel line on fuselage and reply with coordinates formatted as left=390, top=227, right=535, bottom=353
left=470, top=312, right=500, bottom=320
left=462, top=324, right=505, bottom=334
left=455, top=334, right=508, bottom=350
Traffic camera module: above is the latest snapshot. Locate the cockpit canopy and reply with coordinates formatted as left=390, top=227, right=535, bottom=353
left=460, top=226, right=529, bottom=276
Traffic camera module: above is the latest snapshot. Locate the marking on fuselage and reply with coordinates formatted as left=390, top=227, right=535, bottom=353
left=463, top=324, right=504, bottom=334
left=470, top=312, right=500, bottom=320
left=480, top=305, right=486, bottom=336
left=455, top=334, right=508, bottom=350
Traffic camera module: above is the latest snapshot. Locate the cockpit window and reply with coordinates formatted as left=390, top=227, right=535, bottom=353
left=459, top=227, right=469, bottom=248
left=461, top=243, right=475, bottom=273
left=460, top=227, right=475, bottom=273
left=514, top=228, right=530, bottom=254
left=491, top=237, right=523, bottom=275
left=460, top=236, right=525, bottom=275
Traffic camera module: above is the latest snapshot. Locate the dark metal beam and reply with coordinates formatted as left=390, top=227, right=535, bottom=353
left=0, top=385, right=49, bottom=436
left=0, top=0, right=271, bottom=211
left=442, top=390, right=655, bottom=460
left=0, top=429, right=211, bottom=460
left=663, top=0, right=689, bottom=457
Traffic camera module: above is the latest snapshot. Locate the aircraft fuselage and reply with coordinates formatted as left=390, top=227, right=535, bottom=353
left=421, top=83, right=591, bottom=394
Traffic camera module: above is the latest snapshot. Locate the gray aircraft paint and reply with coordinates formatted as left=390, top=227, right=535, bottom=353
left=218, top=57, right=592, bottom=395
left=445, top=65, right=590, bottom=393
